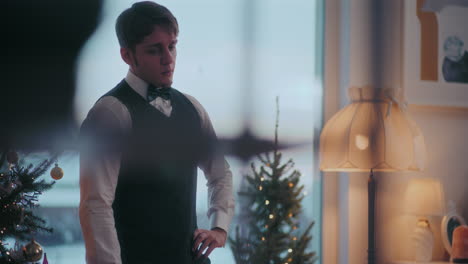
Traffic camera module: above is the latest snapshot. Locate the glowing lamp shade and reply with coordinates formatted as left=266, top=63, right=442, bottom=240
left=319, top=86, right=427, bottom=264
left=404, top=178, right=445, bottom=217
left=320, top=87, right=426, bottom=172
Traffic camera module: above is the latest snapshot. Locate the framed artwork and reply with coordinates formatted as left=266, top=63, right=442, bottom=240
left=441, top=211, right=466, bottom=256
left=403, top=0, right=468, bottom=107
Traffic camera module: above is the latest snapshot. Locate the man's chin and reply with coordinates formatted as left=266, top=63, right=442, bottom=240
left=153, top=80, right=173, bottom=88
left=162, top=81, right=173, bottom=88
left=162, top=78, right=173, bottom=86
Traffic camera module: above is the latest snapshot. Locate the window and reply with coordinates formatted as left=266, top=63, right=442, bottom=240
left=38, top=1, right=324, bottom=263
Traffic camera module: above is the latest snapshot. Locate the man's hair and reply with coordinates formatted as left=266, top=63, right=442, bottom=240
left=116, top=1, right=178, bottom=50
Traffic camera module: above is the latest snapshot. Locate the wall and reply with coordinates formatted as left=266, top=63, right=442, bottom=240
left=322, top=0, right=468, bottom=263
left=377, top=105, right=468, bottom=262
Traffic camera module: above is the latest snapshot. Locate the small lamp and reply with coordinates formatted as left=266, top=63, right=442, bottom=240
left=320, top=86, right=426, bottom=264
left=404, top=178, right=445, bottom=262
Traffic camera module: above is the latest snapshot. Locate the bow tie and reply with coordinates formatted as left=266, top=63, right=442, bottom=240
left=147, top=85, right=171, bottom=101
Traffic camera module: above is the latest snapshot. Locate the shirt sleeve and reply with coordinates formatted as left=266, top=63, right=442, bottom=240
left=183, top=94, right=235, bottom=233
left=79, top=96, right=131, bottom=264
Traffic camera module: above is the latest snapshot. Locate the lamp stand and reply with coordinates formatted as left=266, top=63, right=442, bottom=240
left=368, top=169, right=376, bottom=264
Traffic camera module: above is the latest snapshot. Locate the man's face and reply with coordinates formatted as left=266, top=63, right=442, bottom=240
left=122, top=25, right=177, bottom=88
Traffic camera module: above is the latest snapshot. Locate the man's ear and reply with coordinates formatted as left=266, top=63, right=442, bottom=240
left=120, top=47, right=134, bottom=67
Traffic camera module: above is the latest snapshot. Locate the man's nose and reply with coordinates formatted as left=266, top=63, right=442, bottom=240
left=161, top=48, right=174, bottom=65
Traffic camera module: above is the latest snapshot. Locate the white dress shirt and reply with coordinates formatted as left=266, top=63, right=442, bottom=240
left=79, top=70, right=235, bottom=264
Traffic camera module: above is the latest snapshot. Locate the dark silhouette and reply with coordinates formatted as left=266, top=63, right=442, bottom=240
left=2, top=1, right=102, bottom=151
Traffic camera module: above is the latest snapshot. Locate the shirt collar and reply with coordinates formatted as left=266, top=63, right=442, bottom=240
left=125, top=70, right=149, bottom=99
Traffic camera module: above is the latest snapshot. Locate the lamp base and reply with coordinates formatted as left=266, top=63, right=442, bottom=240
left=368, top=170, right=376, bottom=264
left=413, top=219, right=433, bottom=262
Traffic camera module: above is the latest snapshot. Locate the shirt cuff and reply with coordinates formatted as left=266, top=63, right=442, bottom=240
left=209, top=210, right=231, bottom=233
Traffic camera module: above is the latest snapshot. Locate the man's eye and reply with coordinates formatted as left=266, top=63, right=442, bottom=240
left=169, top=45, right=176, bottom=51
left=147, top=49, right=161, bottom=55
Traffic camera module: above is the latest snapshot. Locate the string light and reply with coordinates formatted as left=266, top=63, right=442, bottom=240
left=288, top=182, right=294, bottom=188
left=293, top=226, right=297, bottom=230
left=293, top=236, right=297, bottom=241
left=288, top=248, right=293, bottom=253
left=269, top=214, right=274, bottom=219
left=259, top=186, right=263, bottom=191
left=261, top=237, right=265, bottom=241
left=288, top=213, right=293, bottom=218
left=265, top=225, right=269, bottom=229
left=265, top=200, right=270, bottom=205
left=288, top=258, right=293, bottom=262
left=260, top=177, right=265, bottom=181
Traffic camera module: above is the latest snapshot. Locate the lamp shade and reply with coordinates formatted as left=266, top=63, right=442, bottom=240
left=404, top=178, right=446, bottom=216
left=320, top=87, right=426, bottom=172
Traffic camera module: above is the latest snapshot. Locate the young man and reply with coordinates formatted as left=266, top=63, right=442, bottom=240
left=79, top=2, right=235, bottom=263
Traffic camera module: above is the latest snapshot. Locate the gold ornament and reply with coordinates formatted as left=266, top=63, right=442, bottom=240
left=22, top=239, right=43, bottom=262
left=6, top=151, right=19, bottom=164
left=50, top=163, right=64, bottom=180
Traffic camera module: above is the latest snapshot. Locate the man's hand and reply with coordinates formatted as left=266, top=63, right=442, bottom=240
left=192, top=228, right=227, bottom=259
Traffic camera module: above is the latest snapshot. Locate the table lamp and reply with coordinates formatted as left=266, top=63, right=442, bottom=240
left=404, top=178, right=445, bottom=262
left=320, top=86, right=426, bottom=264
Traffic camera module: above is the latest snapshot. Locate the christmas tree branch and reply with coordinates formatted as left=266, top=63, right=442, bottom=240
left=274, top=96, right=279, bottom=151
left=1, top=153, right=56, bottom=263
left=0, top=149, right=7, bottom=169
left=229, top=97, right=316, bottom=264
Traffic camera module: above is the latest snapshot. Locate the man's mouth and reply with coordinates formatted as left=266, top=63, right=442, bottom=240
left=162, top=70, right=172, bottom=76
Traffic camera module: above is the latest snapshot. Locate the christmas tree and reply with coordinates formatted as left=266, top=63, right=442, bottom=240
left=229, top=98, right=317, bottom=264
left=0, top=150, right=56, bottom=263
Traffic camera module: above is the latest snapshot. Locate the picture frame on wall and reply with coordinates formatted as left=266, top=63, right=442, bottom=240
left=403, top=0, right=468, bottom=108
left=441, top=211, right=466, bottom=256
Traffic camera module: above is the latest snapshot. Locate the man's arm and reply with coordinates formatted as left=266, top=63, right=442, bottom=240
left=79, top=97, right=131, bottom=264
left=184, top=94, right=235, bottom=258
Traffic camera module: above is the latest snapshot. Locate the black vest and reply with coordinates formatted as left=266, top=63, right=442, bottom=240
left=100, top=80, right=207, bottom=263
